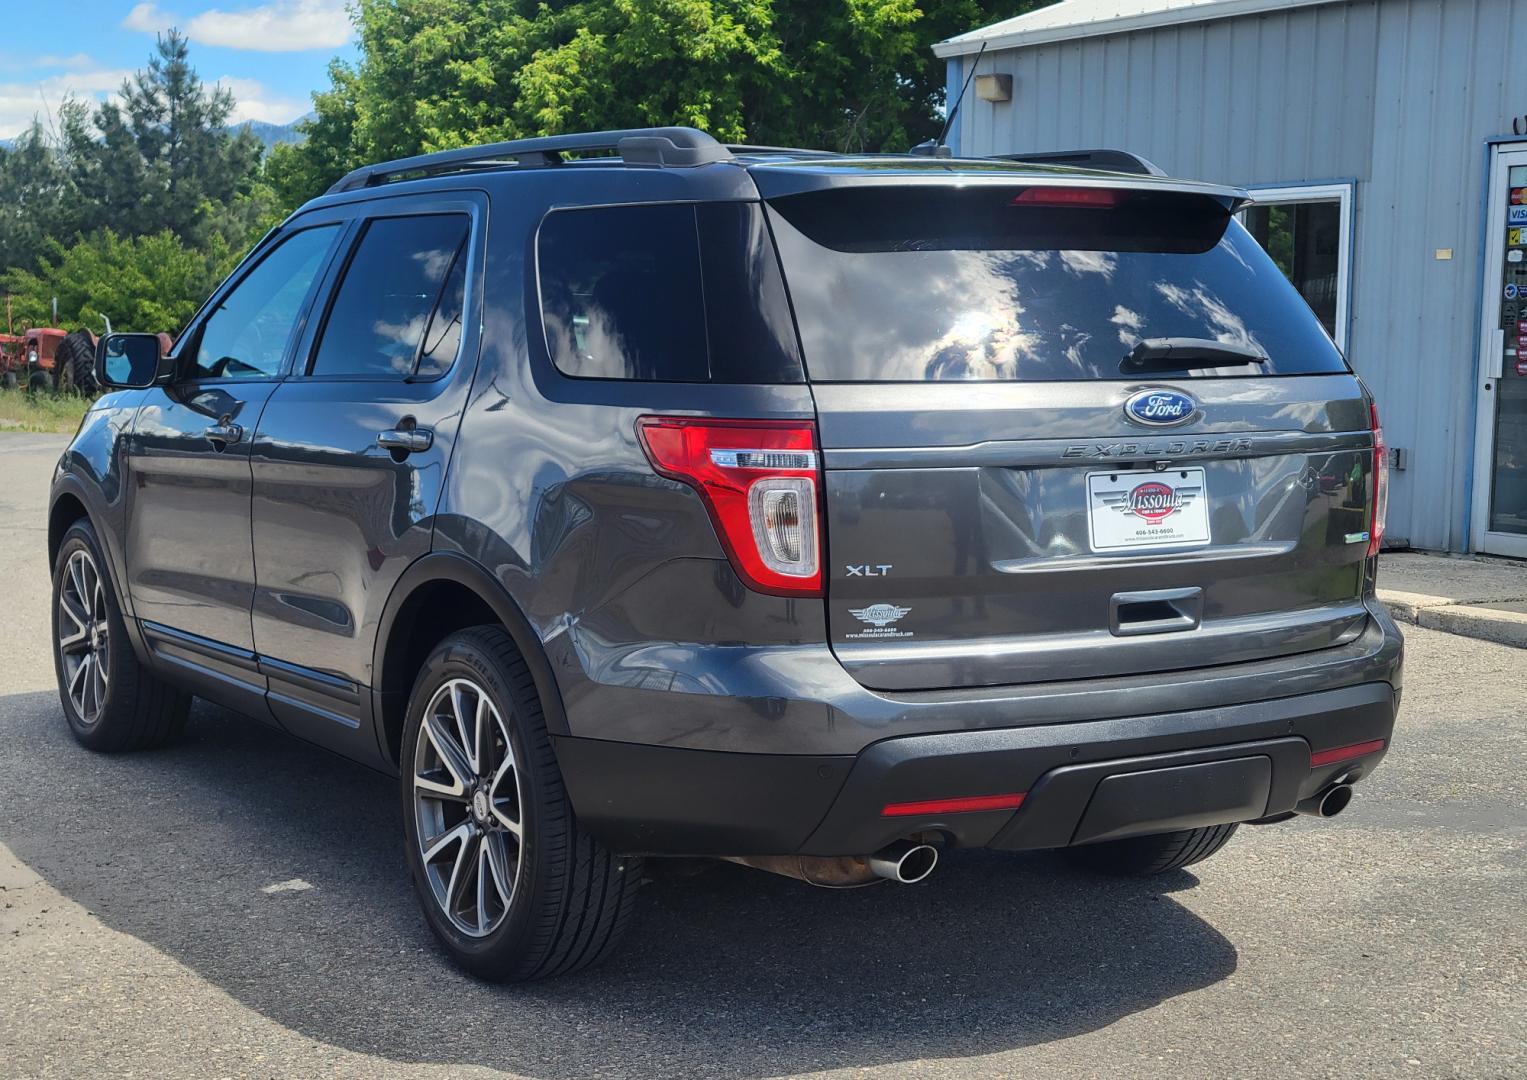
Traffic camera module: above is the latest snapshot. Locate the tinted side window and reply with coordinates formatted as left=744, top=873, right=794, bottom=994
left=310, top=214, right=471, bottom=378
left=189, top=225, right=339, bottom=380
left=537, top=203, right=803, bottom=383
left=539, top=204, right=708, bottom=381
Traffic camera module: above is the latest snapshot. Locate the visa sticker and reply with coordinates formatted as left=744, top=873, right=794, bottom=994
left=1511, top=206, right=1527, bottom=225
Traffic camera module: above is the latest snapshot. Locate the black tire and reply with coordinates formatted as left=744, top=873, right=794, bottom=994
left=1061, top=823, right=1240, bottom=876
left=51, top=518, right=191, bottom=751
left=400, top=626, right=644, bottom=981
left=27, top=369, right=52, bottom=394
left=2, top=371, right=16, bottom=390
left=56, top=331, right=98, bottom=396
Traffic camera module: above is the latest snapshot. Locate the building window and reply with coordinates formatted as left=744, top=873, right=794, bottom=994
left=1239, top=183, right=1353, bottom=352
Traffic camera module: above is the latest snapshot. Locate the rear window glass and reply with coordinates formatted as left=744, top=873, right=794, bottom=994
left=536, top=203, right=802, bottom=383
left=765, top=186, right=1347, bottom=382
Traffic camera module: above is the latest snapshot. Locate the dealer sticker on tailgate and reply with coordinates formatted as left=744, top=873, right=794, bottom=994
left=1086, top=468, right=1211, bottom=552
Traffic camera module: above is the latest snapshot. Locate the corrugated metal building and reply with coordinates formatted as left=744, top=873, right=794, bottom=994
left=937, top=0, right=1527, bottom=555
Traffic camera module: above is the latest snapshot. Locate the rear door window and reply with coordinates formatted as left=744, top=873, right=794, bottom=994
left=536, top=202, right=802, bottom=383
left=309, top=214, right=470, bottom=378
left=765, top=186, right=1348, bottom=382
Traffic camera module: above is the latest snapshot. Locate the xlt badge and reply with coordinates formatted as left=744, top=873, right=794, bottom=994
left=846, top=564, right=893, bottom=577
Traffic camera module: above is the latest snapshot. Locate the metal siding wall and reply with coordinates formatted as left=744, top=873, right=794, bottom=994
left=951, top=0, right=1527, bottom=551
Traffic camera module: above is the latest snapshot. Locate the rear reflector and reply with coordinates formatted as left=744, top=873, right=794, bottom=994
left=881, top=793, right=1027, bottom=817
left=1011, top=186, right=1122, bottom=209
left=636, top=416, right=822, bottom=596
left=1310, top=739, right=1386, bottom=768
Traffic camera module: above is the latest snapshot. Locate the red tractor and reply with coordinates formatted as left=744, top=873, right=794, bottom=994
left=0, top=324, right=100, bottom=394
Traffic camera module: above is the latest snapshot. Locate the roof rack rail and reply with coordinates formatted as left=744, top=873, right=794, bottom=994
left=723, top=143, right=840, bottom=158
left=992, top=149, right=1166, bottom=177
left=326, top=126, right=735, bottom=194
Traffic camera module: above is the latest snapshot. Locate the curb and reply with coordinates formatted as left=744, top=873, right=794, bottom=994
left=1377, top=591, right=1527, bottom=648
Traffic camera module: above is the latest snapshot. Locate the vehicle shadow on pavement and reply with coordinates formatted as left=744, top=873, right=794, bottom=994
left=1, top=692, right=1238, bottom=1079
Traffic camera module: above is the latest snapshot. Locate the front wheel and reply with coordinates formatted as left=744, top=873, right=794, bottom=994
left=52, top=519, right=190, bottom=751
left=400, top=627, right=644, bottom=981
left=1061, top=823, right=1240, bottom=876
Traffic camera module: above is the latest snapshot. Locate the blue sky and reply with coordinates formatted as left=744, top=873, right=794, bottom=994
left=1, top=0, right=360, bottom=138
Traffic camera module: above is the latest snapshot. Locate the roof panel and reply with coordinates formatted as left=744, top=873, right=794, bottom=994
left=934, top=0, right=1343, bottom=56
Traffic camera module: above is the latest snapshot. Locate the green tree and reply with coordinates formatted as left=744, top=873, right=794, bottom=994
left=60, top=31, right=266, bottom=246
left=269, top=0, right=1035, bottom=207
left=0, top=121, right=81, bottom=277
left=2, top=229, right=237, bottom=335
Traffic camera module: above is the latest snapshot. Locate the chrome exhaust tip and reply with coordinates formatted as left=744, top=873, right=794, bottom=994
left=1296, top=783, right=1354, bottom=818
left=867, top=840, right=939, bottom=884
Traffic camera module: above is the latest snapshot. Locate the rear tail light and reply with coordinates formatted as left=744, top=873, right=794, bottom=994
left=1368, top=401, right=1388, bottom=558
left=637, top=417, right=822, bottom=596
left=1011, top=186, right=1122, bottom=209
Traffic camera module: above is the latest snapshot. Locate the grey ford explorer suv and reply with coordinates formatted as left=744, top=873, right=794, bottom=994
left=49, top=127, right=1402, bottom=981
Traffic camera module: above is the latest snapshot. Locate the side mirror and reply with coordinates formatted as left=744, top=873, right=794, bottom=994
left=96, top=333, right=171, bottom=389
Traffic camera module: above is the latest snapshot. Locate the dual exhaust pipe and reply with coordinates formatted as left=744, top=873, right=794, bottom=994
left=1296, top=781, right=1355, bottom=819
left=723, top=839, right=939, bottom=889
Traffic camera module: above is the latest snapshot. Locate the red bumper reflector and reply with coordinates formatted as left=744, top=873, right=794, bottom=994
left=1310, top=739, right=1386, bottom=768
left=881, top=793, right=1027, bottom=818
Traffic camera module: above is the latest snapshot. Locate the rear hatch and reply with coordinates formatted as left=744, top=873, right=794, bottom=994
left=755, top=165, right=1377, bottom=691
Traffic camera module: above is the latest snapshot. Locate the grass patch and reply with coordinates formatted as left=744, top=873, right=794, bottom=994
left=0, top=389, right=93, bottom=434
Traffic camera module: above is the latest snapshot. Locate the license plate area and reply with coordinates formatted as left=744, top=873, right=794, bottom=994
left=1086, top=467, right=1211, bottom=552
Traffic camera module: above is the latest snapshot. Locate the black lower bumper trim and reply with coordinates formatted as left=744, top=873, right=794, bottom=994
left=556, top=681, right=1398, bottom=857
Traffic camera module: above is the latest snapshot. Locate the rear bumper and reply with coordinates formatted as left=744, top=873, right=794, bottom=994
left=555, top=679, right=1399, bottom=857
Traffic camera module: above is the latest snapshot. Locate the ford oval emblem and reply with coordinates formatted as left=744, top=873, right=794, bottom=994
left=1124, top=388, right=1197, bottom=427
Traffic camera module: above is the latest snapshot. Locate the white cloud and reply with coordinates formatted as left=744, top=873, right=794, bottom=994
left=122, top=0, right=354, bottom=52
left=217, top=76, right=308, bottom=125
left=0, top=67, right=133, bottom=140
left=35, top=54, right=97, bottom=72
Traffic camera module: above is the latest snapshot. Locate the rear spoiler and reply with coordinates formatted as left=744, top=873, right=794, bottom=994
left=990, top=148, right=1165, bottom=177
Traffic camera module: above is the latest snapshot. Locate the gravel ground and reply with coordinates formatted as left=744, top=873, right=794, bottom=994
left=1, top=432, right=1523, bottom=1080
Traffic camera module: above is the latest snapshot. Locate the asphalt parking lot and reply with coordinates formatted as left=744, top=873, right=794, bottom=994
left=1, top=431, right=1523, bottom=1080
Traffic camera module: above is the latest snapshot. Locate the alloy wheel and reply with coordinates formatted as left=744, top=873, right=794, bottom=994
left=57, top=549, right=109, bottom=725
left=412, top=678, right=524, bottom=938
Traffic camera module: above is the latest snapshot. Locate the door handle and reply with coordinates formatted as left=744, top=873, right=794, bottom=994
left=205, top=421, right=243, bottom=445
left=376, top=426, right=433, bottom=454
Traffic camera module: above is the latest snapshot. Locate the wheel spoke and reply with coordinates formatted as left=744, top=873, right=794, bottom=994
left=57, top=597, right=90, bottom=650
left=472, top=692, right=490, bottom=778
left=447, top=683, right=475, bottom=774
left=420, top=711, right=472, bottom=796
left=484, top=831, right=514, bottom=908
left=444, top=829, right=477, bottom=913
left=68, top=554, right=88, bottom=609
left=476, top=838, right=492, bottom=933
left=69, top=652, right=91, bottom=704
left=422, top=819, right=471, bottom=865
left=91, top=652, right=107, bottom=708
left=490, top=760, right=522, bottom=838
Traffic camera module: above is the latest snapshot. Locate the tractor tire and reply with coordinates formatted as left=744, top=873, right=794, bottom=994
left=56, top=331, right=98, bottom=396
left=2, top=371, right=16, bottom=391
left=27, top=369, right=52, bottom=394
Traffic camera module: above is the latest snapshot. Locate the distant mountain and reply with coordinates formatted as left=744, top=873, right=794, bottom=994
left=0, top=113, right=312, bottom=154
left=232, top=112, right=315, bottom=151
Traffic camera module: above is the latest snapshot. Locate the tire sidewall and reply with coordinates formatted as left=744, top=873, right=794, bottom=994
left=399, top=634, right=555, bottom=973
left=51, top=520, right=131, bottom=743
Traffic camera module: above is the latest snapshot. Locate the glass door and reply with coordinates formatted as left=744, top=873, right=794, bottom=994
left=1473, top=146, right=1527, bottom=557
